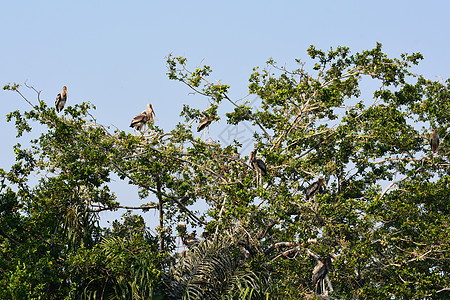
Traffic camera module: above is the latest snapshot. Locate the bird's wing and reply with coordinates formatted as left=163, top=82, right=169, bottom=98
left=257, top=159, right=267, bottom=175
left=312, top=263, right=327, bottom=284
left=130, top=111, right=148, bottom=127
left=197, top=118, right=211, bottom=132
left=305, top=182, right=318, bottom=198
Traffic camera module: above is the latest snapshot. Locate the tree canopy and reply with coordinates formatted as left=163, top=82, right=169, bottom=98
left=1, top=43, right=449, bottom=299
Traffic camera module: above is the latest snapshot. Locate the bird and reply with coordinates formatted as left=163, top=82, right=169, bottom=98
left=129, top=103, right=155, bottom=131
left=197, top=116, right=214, bottom=132
left=181, top=233, right=201, bottom=249
left=250, top=149, right=267, bottom=176
left=305, top=177, right=326, bottom=200
left=55, top=86, right=68, bottom=113
left=250, top=149, right=267, bottom=187
left=312, top=255, right=334, bottom=294
left=430, top=129, right=439, bottom=154
left=176, top=222, right=201, bottom=249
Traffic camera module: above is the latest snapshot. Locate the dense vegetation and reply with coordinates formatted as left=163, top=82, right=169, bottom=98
left=1, top=44, right=449, bottom=299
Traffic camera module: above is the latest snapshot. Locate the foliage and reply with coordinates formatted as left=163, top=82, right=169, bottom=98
left=164, top=235, right=260, bottom=299
left=1, top=44, right=449, bottom=299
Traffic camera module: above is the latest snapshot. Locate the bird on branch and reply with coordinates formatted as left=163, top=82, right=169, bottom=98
left=197, top=116, right=213, bottom=132
left=130, top=103, right=155, bottom=131
left=182, top=233, right=201, bottom=249
left=250, top=149, right=267, bottom=176
left=250, top=149, right=267, bottom=187
left=55, top=86, right=68, bottom=113
left=177, top=222, right=201, bottom=249
left=430, top=128, right=439, bottom=155
left=305, top=177, right=326, bottom=201
left=312, top=254, right=335, bottom=295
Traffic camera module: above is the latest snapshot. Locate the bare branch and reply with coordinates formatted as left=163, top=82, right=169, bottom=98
left=88, top=204, right=159, bottom=212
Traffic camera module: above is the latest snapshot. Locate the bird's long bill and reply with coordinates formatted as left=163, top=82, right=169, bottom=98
left=147, top=104, right=156, bottom=117
left=322, top=180, right=328, bottom=190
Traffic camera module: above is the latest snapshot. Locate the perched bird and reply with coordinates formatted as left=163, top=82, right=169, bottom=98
left=312, top=255, right=334, bottom=292
left=177, top=222, right=201, bottom=249
left=55, top=86, right=68, bottom=113
left=250, top=149, right=267, bottom=187
left=129, top=103, right=155, bottom=131
left=250, top=149, right=267, bottom=176
left=430, top=129, right=439, bottom=154
left=181, top=233, right=201, bottom=249
left=305, top=177, right=326, bottom=200
left=197, top=116, right=213, bottom=132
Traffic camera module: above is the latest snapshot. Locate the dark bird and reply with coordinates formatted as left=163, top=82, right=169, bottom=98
left=312, top=255, right=333, bottom=290
left=305, top=177, right=326, bottom=200
left=430, top=129, right=439, bottom=154
left=181, top=233, right=201, bottom=249
left=55, top=86, right=68, bottom=113
left=177, top=222, right=201, bottom=249
left=197, top=116, right=213, bottom=132
left=250, top=149, right=267, bottom=176
left=129, top=103, right=155, bottom=131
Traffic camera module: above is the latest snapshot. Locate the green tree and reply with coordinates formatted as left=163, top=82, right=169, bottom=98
left=1, top=43, right=449, bottom=299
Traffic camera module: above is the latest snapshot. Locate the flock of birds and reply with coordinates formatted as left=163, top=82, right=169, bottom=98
left=54, top=85, right=441, bottom=202
left=55, top=86, right=214, bottom=133
left=55, top=85, right=442, bottom=294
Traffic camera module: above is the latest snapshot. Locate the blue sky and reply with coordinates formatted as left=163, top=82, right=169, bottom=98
left=1, top=1, right=449, bottom=227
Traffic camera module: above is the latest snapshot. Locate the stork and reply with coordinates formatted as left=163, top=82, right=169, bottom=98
left=177, top=222, right=201, bottom=249
left=305, top=177, right=326, bottom=201
left=250, top=149, right=267, bottom=187
left=181, top=233, right=201, bottom=249
left=312, top=255, right=335, bottom=295
left=55, top=86, right=68, bottom=113
left=197, top=116, right=213, bottom=132
left=197, top=116, right=214, bottom=142
left=430, top=129, right=439, bottom=155
left=129, top=103, right=155, bottom=131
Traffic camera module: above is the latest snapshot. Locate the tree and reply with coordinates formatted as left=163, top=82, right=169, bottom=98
left=1, top=43, right=449, bottom=299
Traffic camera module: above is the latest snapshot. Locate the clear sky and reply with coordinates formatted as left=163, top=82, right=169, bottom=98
left=1, top=1, right=449, bottom=228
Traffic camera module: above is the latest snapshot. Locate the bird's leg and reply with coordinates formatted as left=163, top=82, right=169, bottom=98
left=258, top=171, right=262, bottom=188
left=259, top=171, right=263, bottom=187
left=255, top=171, right=259, bottom=188
left=322, top=279, right=326, bottom=295
left=325, top=274, right=333, bottom=293
left=202, top=128, right=206, bottom=142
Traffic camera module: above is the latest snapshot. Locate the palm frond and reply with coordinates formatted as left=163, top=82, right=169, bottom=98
left=163, top=235, right=260, bottom=300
